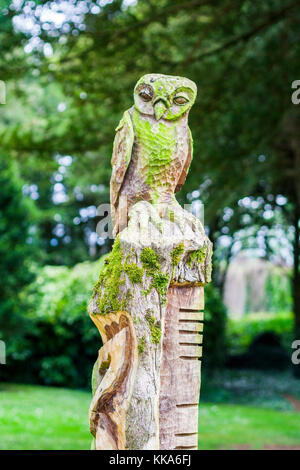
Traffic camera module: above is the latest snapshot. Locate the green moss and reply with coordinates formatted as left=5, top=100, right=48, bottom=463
left=152, top=272, right=169, bottom=305
left=138, top=336, right=146, bottom=354
left=146, top=313, right=162, bottom=345
left=140, top=247, right=169, bottom=305
left=187, top=246, right=207, bottom=267
left=170, top=243, right=185, bottom=267
left=124, top=262, right=143, bottom=284
left=94, top=243, right=170, bottom=315
left=140, top=247, right=160, bottom=272
left=94, top=237, right=127, bottom=315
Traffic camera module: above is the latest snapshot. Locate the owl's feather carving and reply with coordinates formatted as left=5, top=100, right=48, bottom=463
left=110, top=110, right=134, bottom=231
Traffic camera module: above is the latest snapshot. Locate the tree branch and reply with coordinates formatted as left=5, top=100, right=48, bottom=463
left=181, top=1, right=299, bottom=65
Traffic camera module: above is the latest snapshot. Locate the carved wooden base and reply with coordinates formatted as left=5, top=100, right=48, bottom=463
left=159, top=286, right=204, bottom=450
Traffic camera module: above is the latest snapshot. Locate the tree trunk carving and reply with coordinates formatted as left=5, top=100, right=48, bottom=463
left=88, top=73, right=212, bottom=449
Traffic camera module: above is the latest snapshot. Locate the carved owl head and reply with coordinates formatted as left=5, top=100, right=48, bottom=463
left=133, top=74, right=197, bottom=121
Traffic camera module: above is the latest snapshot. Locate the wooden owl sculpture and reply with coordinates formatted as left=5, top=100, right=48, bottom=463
left=89, top=74, right=212, bottom=451
left=110, top=73, right=197, bottom=236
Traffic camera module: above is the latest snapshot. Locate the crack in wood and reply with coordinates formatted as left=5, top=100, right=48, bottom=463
left=176, top=403, right=198, bottom=408
left=179, top=308, right=203, bottom=312
left=179, top=356, right=201, bottom=360
left=179, top=329, right=201, bottom=334
left=175, top=446, right=198, bottom=449
left=179, top=342, right=202, bottom=346
left=178, top=319, right=203, bottom=323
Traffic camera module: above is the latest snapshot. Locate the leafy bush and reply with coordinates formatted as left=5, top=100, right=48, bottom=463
left=2, top=259, right=105, bottom=388
left=227, top=311, right=293, bottom=356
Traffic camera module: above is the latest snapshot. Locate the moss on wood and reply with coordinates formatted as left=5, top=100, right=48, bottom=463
left=124, top=262, right=143, bottom=284
left=138, top=336, right=146, bottom=354
left=146, top=313, right=162, bottom=345
left=140, top=247, right=160, bottom=273
left=187, top=246, right=207, bottom=267
left=170, top=243, right=185, bottom=266
left=94, top=237, right=127, bottom=315
left=140, top=247, right=169, bottom=305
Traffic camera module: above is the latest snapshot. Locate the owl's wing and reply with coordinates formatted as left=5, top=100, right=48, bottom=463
left=175, top=127, right=193, bottom=193
left=110, top=110, right=134, bottom=233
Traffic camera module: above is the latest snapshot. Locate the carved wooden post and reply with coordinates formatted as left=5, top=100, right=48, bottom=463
left=88, top=74, right=212, bottom=450
left=159, top=286, right=204, bottom=450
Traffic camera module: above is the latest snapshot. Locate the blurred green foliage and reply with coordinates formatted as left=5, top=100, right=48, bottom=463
left=2, top=259, right=105, bottom=388
left=265, top=269, right=292, bottom=313
left=0, top=152, right=38, bottom=363
left=228, top=311, right=293, bottom=355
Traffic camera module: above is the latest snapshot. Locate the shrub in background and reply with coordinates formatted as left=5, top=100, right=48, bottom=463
left=2, top=259, right=105, bottom=388
left=265, top=269, right=292, bottom=313
left=227, top=311, right=293, bottom=356
left=227, top=331, right=290, bottom=371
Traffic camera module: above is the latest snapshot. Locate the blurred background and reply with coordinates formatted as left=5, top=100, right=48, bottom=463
left=0, top=0, right=300, bottom=450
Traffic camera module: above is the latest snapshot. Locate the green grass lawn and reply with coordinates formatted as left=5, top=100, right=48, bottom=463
left=0, top=381, right=300, bottom=450
left=0, top=383, right=91, bottom=450
left=198, top=404, right=300, bottom=449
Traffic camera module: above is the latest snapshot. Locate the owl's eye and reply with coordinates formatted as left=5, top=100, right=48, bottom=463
left=139, top=89, right=153, bottom=102
left=174, top=96, right=188, bottom=105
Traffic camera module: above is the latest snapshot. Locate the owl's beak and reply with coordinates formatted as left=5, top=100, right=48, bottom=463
left=154, top=99, right=167, bottom=120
